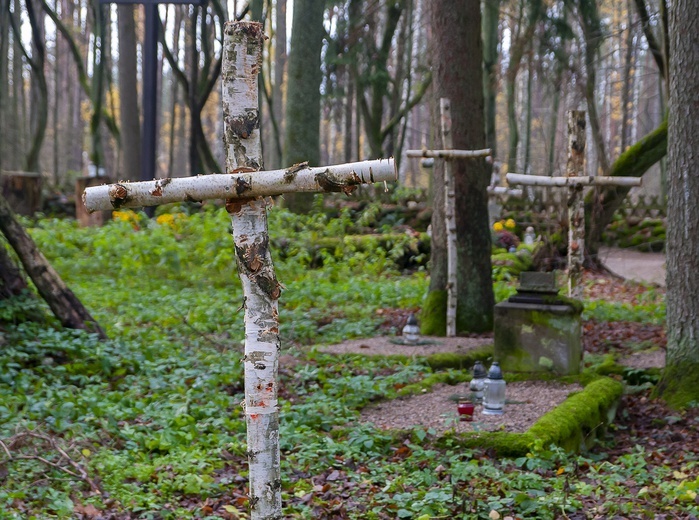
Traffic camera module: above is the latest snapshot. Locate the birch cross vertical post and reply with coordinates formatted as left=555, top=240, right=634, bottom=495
left=223, top=23, right=281, bottom=520
left=84, top=22, right=395, bottom=520
left=565, top=110, right=586, bottom=300
left=506, top=111, right=641, bottom=299
left=440, top=99, right=457, bottom=338
left=405, top=102, right=491, bottom=337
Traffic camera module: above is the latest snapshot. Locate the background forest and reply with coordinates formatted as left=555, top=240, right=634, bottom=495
left=0, top=0, right=668, bottom=198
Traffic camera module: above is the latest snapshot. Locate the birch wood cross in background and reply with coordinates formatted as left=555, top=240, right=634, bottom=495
left=85, top=22, right=395, bottom=520
left=506, top=110, right=641, bottom=300
left=406, top=98, right=490, bottom=338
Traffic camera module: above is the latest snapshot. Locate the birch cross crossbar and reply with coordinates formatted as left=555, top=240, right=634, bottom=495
left=84, top=21, right=395, bottom=520
left=83, top=160, right=395, bottom=212
left=505, top=110, right=641, bottom=299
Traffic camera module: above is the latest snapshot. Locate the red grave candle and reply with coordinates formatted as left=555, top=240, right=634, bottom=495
left=457, top=401, right=475, bottom=421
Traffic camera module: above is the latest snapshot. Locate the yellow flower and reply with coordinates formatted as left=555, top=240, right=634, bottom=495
left=493, top=221, right=504, bottom=232
left=113, top=210, right=138, bottom=222
left=505, top=218, right=516, bottom=230
left=156, top=213, right=175, bottom=227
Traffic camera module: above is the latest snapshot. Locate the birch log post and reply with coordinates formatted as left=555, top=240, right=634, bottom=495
left=440, top=98, right=457, bottom=338
left=222, top=22, right=283, bottom=520
left=566, top=110, right=586, bottom=300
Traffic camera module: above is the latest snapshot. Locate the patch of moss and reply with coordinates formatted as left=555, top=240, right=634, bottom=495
left=420, top=290, right=447, bottom=336
left=442, top=377, right=623, bottom=456
left=424, top=346, right=494, bottom=371
left=653, top=360, right=699, bottom=409
left=527, top=377, right=624, bottom=452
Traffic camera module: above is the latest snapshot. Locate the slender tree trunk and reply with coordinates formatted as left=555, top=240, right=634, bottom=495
left=523, top=46, right=533, bottom=174
left=24, top=0, right=48, bottom=173
left=620, top=0, right=635, bottom=152
left=283, top=0, right=325, bottom=212
left=223, top=22, right=282, bottom=519
left=0, top=194, right=105, bottom=337
left=271, top=0, right=286, bottom=169
left=482, top=0, right=499, bottom=157
left=0, top=0, right=9, bottom=173
left=117, top=5, right=141, bottom=179
left=655, top=0, right=699, bottom=409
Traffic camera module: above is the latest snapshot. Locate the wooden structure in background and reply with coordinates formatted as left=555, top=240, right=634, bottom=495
left=1, top=171, right=42, bottom=216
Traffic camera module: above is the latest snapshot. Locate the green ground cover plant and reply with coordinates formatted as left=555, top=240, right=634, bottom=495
left=0, top=205, right=689, bottom=519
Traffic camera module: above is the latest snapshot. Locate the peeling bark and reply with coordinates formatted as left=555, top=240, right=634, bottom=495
left=83, top=160, right=395, bottom=212
left=439, top=99, right=457, bottom=338
left=566, top=111, right=586, bottom=300
left=223, top=22, right=281, bottom=520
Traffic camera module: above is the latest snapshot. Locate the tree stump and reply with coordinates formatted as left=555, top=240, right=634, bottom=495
left=1, top=171, right=42, bottom=216
left=76, top=176, right=112, bottom=227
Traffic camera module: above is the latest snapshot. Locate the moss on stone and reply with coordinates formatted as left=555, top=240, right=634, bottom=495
left=653, top=360, right=699, bottom=409
left=420, top=290, right=447, bottom=336
left=441, top=376, right=623, bottom=456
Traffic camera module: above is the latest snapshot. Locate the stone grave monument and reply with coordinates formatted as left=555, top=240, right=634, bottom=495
left=494, top=271, right=583, bottom=375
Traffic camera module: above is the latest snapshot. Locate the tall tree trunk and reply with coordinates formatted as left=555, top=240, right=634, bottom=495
left=283, top=0, right=325, bottom=212
left=482, top=0, right=499, bottom=157
left=0, top=0, right=9, bottom=173
left=0, top=245, right=28, bottom=300
left=655, top=0, right=699, bottom=409
left=523, top=45, right=533, bottom=174
left=272, top=0, right=286, bottom=169
left=117, top=5, right=141, bottom=179
left=24, top=0, right=48, bottom=173
left=620, top=0, right=635, bottom=152
left=0, top=193, right=105, bottom=337
left=89, top=0, right=105, bottom=167
left=427, top=0, right=494, bottom=334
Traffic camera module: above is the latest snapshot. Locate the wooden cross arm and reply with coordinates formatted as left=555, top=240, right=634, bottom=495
left=83, top=159, right=396, bottom=212
left=506, top=173, right=643, bottom=188
left=405, top=148, right=491, bottom=159
left=488, top=186, right=523, bottom=198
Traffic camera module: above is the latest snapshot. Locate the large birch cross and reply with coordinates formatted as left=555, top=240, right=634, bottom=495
left=506, top=110, right=641, bottom=299
left=84, top=22, right=395, bottom=520
left=406, top=98, right=490, bottom=337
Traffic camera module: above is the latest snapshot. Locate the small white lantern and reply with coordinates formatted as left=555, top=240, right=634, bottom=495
left=483, top=361, right=506, bottom=415
left=469, top=361, right=487, bottom=403
left=402, top=313, right=420, bottom=345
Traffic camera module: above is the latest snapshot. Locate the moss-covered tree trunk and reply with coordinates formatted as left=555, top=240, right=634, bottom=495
left=585, top=119, right=667, bottom=257
left=425, top=0, right=494, bottom=334
left=282, top=0, right=325, bottom=213
left=655, top=0, right=699, bottom=409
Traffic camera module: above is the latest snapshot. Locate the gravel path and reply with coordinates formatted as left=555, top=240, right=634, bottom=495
left=318, top=335, right=492, bottom=357
left=360, top=381, right=582, bottom=435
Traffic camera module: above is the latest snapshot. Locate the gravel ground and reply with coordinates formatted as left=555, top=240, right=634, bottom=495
left=359, top=381, right=582, bottom=435
left=318, top=335, right=492, bottom=357
left=618, top=349, right=665, bottom=369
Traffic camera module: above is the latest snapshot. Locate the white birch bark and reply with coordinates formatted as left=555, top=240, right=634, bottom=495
left=440, top=98, right=457, bottom=338
left=566, top=110, right=586, bottom=300
left=83, top=159, right=396, bottom=212
left=504, top=173, right=641, bottom=188
left=223, top=22, right=281, bottom=520
left=487, top=186, right=524, bottom=197
left=406, top=148, right=491, bottom=159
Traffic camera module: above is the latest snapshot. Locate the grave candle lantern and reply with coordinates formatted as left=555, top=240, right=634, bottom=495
left=457, top=401, right=475, bottom=421
left=469, top=360, right=487, bottom=402
left=483, top=361, right=506, bottom=415
left=402, top=313, right=420, bottom=344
